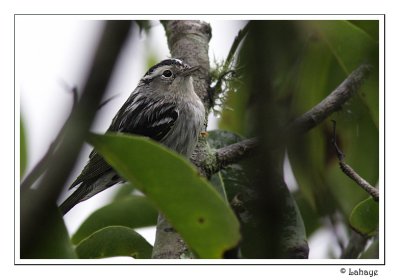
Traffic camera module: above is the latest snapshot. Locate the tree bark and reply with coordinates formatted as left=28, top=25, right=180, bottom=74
left=152, top=21, right=372, bottom=259
left=152, top=20, right=212, bottom=259
left=202, top=64, right=372, bottom=177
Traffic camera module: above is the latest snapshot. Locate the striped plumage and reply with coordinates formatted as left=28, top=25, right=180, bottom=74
left=60, top=59, right=205, bottom=214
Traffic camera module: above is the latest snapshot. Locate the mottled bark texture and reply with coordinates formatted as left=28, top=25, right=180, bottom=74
left=152, top=20, right=212, bottom=259
left=203, top=64, right=373, bottom=177
left=163, top=20, right=212, bottom=112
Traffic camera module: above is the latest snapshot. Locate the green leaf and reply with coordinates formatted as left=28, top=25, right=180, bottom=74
left=72, top=195, right=158, bottom=245
left=207, top=130, right=245, bottom=202
left=75, top=226, right=152, bottom=259
left=112, top=183, right=136, bottom=201
left=349, top=197, right=379, bottom=236
left=88, top=133, right=241, bottom=258
left=311, top=20, right=378, bottom=74
left=348, top=20, right=379, bottom=42
left=209, top=172, right=228, bottom=203
left=20, top=116, right=28, bottom=178
left=310, top=20, right=379, bottom=126
left=287, top=21, right=379, bottom=217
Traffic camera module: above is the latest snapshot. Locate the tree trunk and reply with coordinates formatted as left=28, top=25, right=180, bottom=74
left=152, top=20, right=212, bottom=259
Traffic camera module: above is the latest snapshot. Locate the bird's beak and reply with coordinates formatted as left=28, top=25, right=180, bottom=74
left=181, top=65, right=200, bottom=77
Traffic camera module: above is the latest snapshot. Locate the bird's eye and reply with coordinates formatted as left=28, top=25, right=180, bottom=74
left=162, top=70, right=173, bottom=78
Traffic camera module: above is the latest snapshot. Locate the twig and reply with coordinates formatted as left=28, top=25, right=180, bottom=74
left=71, top=86, right=79, bottom=108
left=225, top=22, right=249, bottom=69
left=58, top=80, right=79, bottom=107
left=210, top=22, right=249, bottom=99
left=21, top=84, right=120, bottom=191
left=207, top=138, right=258, bottom=176
left=20, top=21, right=133, bottom=257
left=20, top=86, right=78, bottom=191
left=206, top=64, right=372, bottom=176
left=20, top=142, right=57, bottom=191
left=331, top=120, right=379, bottom=201
left=210, top=69, right=236, bottom=96
left=288, top=64, right=372, bottom=134
left=20, top=88, right=118, bottom=192
left=98, top=94, right=119, bottom=110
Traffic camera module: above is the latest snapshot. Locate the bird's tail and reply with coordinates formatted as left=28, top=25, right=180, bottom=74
left=59, top=172, right=119, bottom=215
left=59, top=187, right=88, bottom=215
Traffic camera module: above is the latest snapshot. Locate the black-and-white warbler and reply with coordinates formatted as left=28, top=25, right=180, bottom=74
left=60, top=59, right=205, bottom=214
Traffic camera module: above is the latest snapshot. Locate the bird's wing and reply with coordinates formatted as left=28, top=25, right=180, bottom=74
left=69, top=93, right=178, bottom=190
left=110, top=93, right=179, bottom=141
left=69, top=152, right=111, bottom=189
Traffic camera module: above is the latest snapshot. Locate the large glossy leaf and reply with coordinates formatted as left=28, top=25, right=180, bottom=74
left=324, top=22, right=380, bottom=213
left=311, top=20, right=378, bottom=74
left=88, top=133, right=241, bottom=258
left=348, top=20, right=379, bottom=42
left=75, top=226, right=152, bottom=259
left=112, top=183, right=136, bottom=201
left=349, top=197, right=378, bottom=236
left=209, top=172, right=228, bottom=203
left=310, top=20, right=379, bottom=126
left=72, top=195, right=158, bottom=245
left=20, top=116, right=28, bottom=178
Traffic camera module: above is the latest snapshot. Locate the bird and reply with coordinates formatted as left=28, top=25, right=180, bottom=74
left=60, top=58, right=205, bottom=215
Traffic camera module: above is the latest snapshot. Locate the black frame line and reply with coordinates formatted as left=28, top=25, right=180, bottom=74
left=14, top=13, right=385, bottom=266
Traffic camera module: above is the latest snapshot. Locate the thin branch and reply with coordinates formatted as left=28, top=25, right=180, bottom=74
left=20, top=21, right=133, bottom=257
left=206, top=64, right=372, bottom=175
left=20, top=142, right=56, bottom=191
left=58, top=80, right=79, bottom=107
left=210, top=22, right=249, bottom=99
left=207, top=138, right=258, bottom=176
left=288, top=64, right=372, bottom=134
left=210, top=69, right=236, bottom=97
left=225, top=22, right=250, bottom=70
left=20, top=89, right=118, bottom=191
left=98, top=94, right=119, bottom=110
left=331, top=120, right=379, bottom=201
left=20, top=86, right=78, bottom=191
left=71, top=86, right=79, bottom=108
